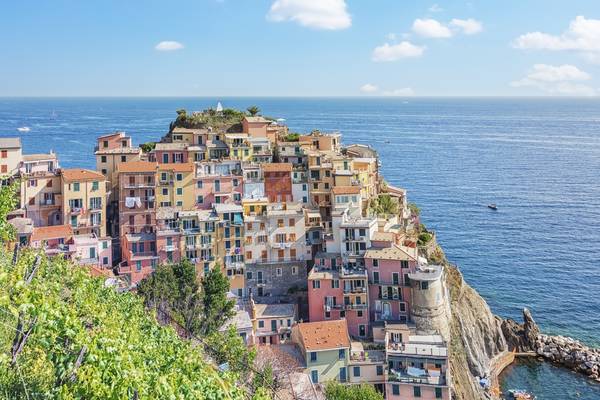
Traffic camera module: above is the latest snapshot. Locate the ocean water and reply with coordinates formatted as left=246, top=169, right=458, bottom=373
left=1, top=97, right=600, bottom=398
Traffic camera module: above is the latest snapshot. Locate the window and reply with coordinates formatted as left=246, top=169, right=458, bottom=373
left=339, top=367, right=346, bottom=383
left=357, top=310, right=363, bottom=318
left=101, top=155, right=107, bottom=163
left=0, top=165, right=6, bottom=173
left=312, top=280, right=320, bottom=289
left=197, top=195, right=203, bottom=204
left=435, top=388, right=443, bottom=399
left=392, top=385, right=400, bottom=396
left=176, top=201, right=182, bottom=206
left=353, top=366, right=360, bottom=377
left=102, top=241, right=108, bottom=249
left=121, top=155, right=126, bottom=162
left=162, top=153, right=169, bottom=163
left=310, top=352, right=317, bottom=362
left=393, top=272, right=399, bottom=285
left=103, top=257, right=109, bottom=265
left=338, top=349, right=345, bottom=360
left=197, top=180, right=203, bottom=188
left=376, top=365, right=383, bottom=376
left=413, top=387, right=421, bottom=397
left=101, top=168, right=107, bottom=175
left=103, top=140, right=108, bottom=148
left=246, top=271, right=253, bottom=280
left=136, top=261, right=142, bottom=272
left=292, top=266, right=297, bottom=275
left=373, top=259, right=379, bottom=267
left=28, top=179, right=37, bottom=187
left=258, top=320, right=264, bottom=328
left=373, top=271, right=379, bottom=284
left=176, top=188, right=183, bottom=195
left=421, top=281, right=429, bottom=290
left=70, top=215, right=77, bottom=227
left=310, top=370, right=318, bottom=383
left=276, top=268, right=282, bottom=276
left=162, top=188, right=168, bottom=195
left=324, top=311, right=331, bottom=319
left=176, top=173, right=183, bottom=181
left=401, top=260, right=409, bottom=269
left=0, top=150, right=7, bottom=158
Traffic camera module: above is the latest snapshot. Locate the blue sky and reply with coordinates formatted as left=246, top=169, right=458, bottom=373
left=2, top=0, right=600, bottom=96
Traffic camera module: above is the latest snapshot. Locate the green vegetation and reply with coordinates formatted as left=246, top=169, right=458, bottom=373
left=324, top=382, right=384, bottom=400
left=408, top=202, right=420, bottom=217
left=283, top=133, right=300, bottom=142
left=172, top=108, right=246, bottom=131
left=0, top=249, right=243, bottom=399
left=246, top=106, right=260, bottom=116
left=418, top=232, right=433, bottom=246
left=369, top=194, right=399, bottom=217
left=137, top=261, right=272, bottom=397
left=139, top=141, right=156, bottom=153
left=0, top=181, right=18, bottom=241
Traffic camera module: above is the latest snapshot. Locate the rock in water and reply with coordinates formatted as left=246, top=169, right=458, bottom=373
left=501, top=308, right=540, bottom=352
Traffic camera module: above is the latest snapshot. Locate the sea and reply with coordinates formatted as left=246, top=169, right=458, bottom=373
left=1, top=97, right=599, bottom=399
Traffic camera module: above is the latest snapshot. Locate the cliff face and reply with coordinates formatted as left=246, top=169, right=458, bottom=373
left=446, top=265, right=508, bottom=399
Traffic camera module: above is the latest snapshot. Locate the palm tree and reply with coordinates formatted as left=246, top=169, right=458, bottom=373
left=371, top=194, right=399, bottom=216
left=247, top=106, right=260, bottom=116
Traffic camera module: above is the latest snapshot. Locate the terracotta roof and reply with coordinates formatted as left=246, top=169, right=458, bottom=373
left=244, top=116, right=270, bottom=123
left=158, top=163, right=194, bottom=172
left=97, top=131, right=126, bottom=139
left=31, top=225, right=73, bottom=242
left=61, top=169, right=105, bottom=182
left=262, top=163, right=292, bottom=173
left=154, top=142, right=188, bottom=151
left=297, top=320, right=350, bottom=351
left=332, top=186, right=361, bottom=195
left=372, top=231, right=395, bottom=242
left=118, top=161, right=158, bottom=173
left=364, top=244, right=417, bottom=261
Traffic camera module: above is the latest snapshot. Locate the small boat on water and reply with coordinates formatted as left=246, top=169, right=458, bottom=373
left=17, top=127, right=30, bottom=132
left=487, top=204, right=497, bottom=210
left=508, top=389, right=536, bottom=399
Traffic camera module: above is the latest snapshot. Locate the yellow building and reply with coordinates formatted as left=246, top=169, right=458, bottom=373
left=61, top=169, right=107, bottom=237
left=213, top=203, right=245, bottom=296
left=0, top=137, right=22, bottom=177
left=170, top=127, right=197, bottom=145
left=156, top=163, right=195, bottom=209
left=224, top=133, right=253, bottom=161
left=178, top=209, right=219, bottom=277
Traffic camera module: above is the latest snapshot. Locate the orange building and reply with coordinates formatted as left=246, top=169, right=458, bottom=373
left=262, top=163, right=293, bottom=203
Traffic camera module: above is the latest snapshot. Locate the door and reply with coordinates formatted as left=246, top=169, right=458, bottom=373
left=271, top=320, right=277, bottom=332
left=359, top=325, right=366, bottom=337
left=339, top=367, right=346, bottom=382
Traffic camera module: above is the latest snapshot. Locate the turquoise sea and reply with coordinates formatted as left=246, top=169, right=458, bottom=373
left=1, top=97, right=599, bottom=399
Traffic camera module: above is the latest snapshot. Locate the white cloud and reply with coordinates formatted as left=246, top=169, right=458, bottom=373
left=450, top=18, right=483, bottom=35
left=429, top=4, right=443, bottom=13
left=511, top=64, right=596, bottom=96
left=155, top=41, right=184, bottom=51
left=513, top=16, right=600, bottom=62
left=412, top=18, right=453, bottom=38
left=383, top=88, right=415, bottom=96
left=267, top=0, right=351, bottom=30
left=372, top=41, right=425, bottom=62
left=360, top=83, right=379, bottom=93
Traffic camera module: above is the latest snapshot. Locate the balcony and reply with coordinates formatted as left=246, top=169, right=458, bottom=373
left=343, top=303, right=367, bottom=310
left=343, top=286, right=367, bottom=294
left=129, top=251, right=158, bottom=259
left=386, top=369, right=447, bottom=386
left=124, top=181, right=155, bottom=189
left=386, top=342, right=448, bottom=357
left=162, top=244, right=177, bottom=252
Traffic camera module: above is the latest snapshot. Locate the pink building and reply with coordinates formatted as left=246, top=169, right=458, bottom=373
left=156, top=207, right=182, bottom=265
left=194, top=162, right=243, bottom=210
left=72, top=234, right=113, bottom=270
left=364, top=243, right=418, bottom=324
left=307, top=253, right=370, bottom=338
left=30, top=224, right=75, bottom=258
left=154, top=143, right=189, bottom=164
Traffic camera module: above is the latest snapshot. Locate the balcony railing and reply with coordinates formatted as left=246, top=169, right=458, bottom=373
left=386, top=369, right=447, bottom=386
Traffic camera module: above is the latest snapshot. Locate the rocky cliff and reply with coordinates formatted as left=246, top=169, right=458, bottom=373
left=445, top=265, right=508, bottom=399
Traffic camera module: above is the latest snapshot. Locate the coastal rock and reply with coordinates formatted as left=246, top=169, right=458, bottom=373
left=500, top=308, right=540, bottom=352
left=533, top=333, right=600, bottom=382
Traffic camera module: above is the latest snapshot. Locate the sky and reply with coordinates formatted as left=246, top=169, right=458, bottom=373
left=2, top=0, right=600, bottom=97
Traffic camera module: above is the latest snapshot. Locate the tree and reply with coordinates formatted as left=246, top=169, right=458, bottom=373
left=0, top=181, right=17, bottom=242
left=324, top=382, right=384, bottom=400
left=200, top=267, right=236, bottom=335
left=247, top=106, right=260, bottom=116
left=137, top=259, right=203, bottom=334
left=205, top=325, right=256, bottom=379
left=408, top=202, right=420, bottom=217
left=370, top=194, right=399, bottom=217
left=139, top=141, right=156, bottom=153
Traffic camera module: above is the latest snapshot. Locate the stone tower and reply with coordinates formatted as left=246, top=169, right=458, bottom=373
left=409, top=263, right=451, bottom=340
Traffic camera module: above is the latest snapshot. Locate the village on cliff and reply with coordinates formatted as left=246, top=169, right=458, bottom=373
left=1, top=105, right=461, bottom=399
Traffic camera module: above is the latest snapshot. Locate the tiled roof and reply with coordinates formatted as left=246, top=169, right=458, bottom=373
left=23, top=153, right=57, bottom=162
left=31, top=225, right=73, bottom=242
left=297, top=320, right=350, bottom=351
left=158, top=163, right=194, bottom=172
left=0, top=137, right=22, bottom=149
left=95, top=147, right=140, bottom=155
left=244, top=116, right=270, bottom=123
left=118, top=161, right=158, bottom=173
left=332, top=186, right=361, bottom=195
left=262, top=163, right=292, bottom=173
left=364, top=244, right=417, bottom=261
left=97, top=131, right=126, bottom=139
left=254, top=303, right=296, bottom=318
left=372, top=231, right=395, bottom=242
left=155, top=142, right=188, bottom=151
left=61, top=169, right=105, bottom=182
